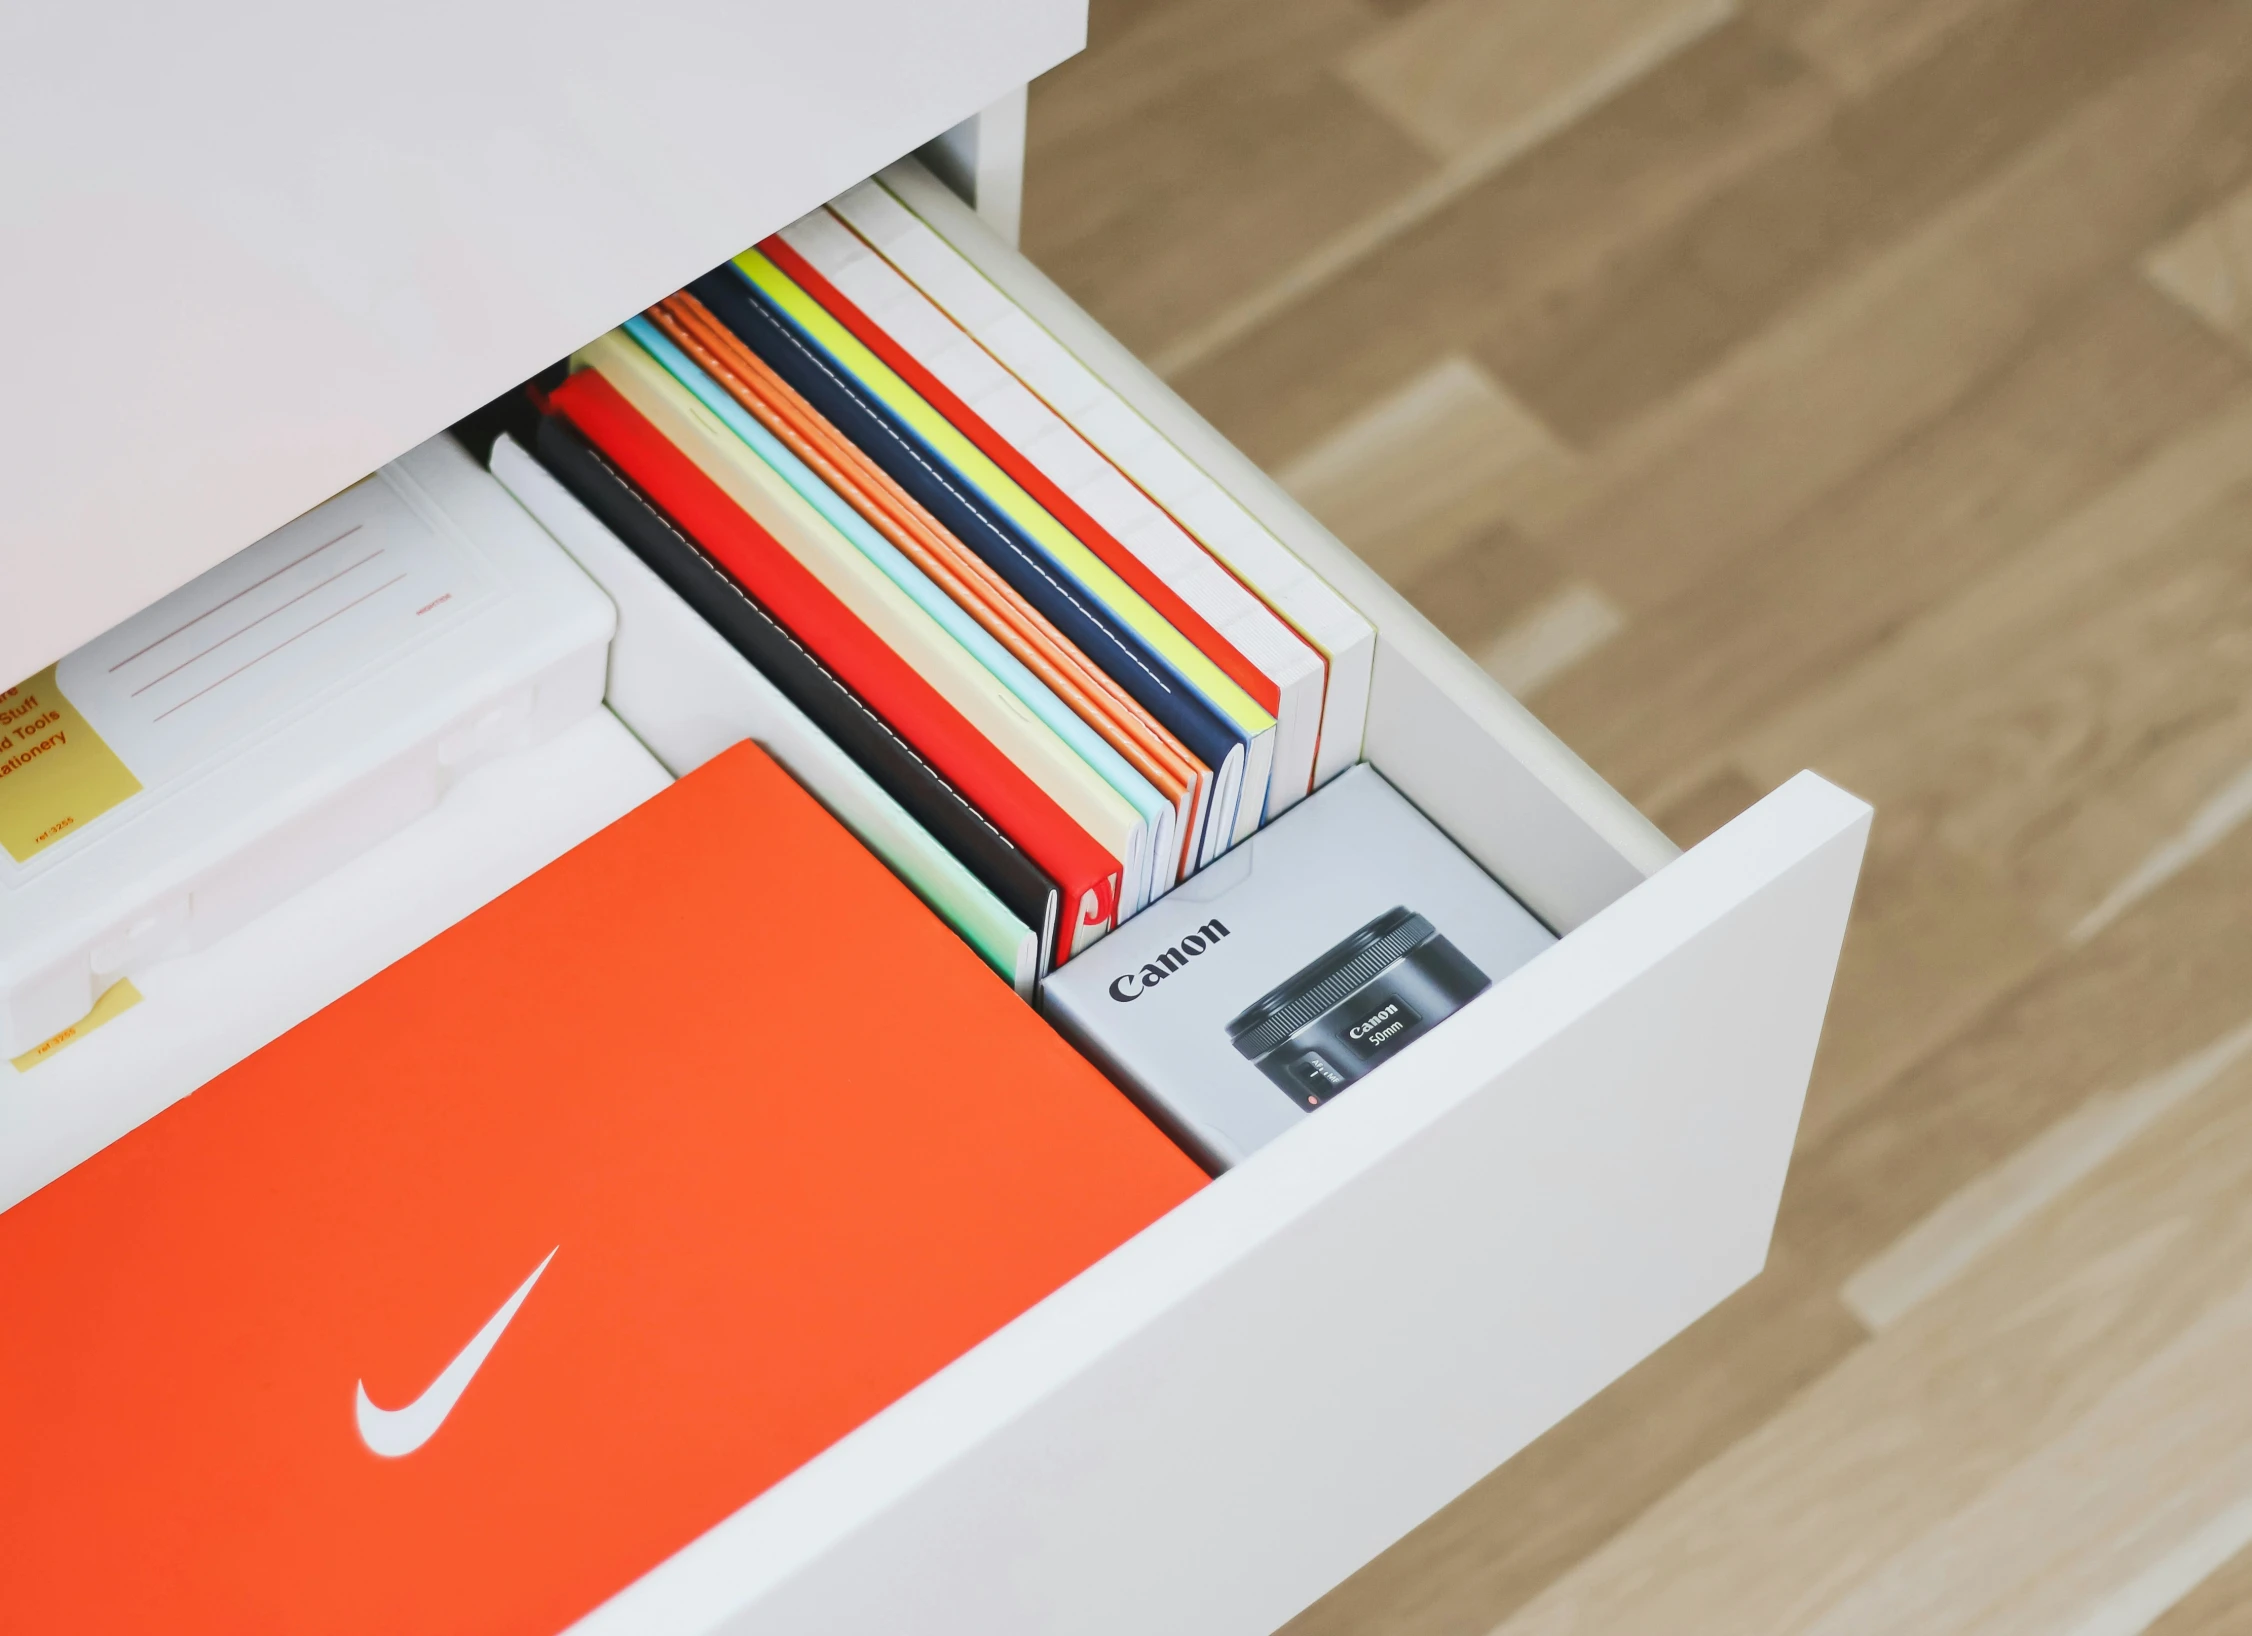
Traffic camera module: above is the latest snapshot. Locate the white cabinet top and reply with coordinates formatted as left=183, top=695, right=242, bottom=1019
left=0, top=0, right=1084, bottom=686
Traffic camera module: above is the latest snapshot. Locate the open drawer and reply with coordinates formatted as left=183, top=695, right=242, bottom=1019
left=0, top=138, right=1869, bottom=1636
left=562, top=167, right=1871, bottom=1636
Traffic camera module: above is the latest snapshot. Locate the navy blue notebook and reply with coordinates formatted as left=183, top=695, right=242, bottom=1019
left=516, top=406, right=1062, bottom=977
left=687, top=266, right=1253, bottom=861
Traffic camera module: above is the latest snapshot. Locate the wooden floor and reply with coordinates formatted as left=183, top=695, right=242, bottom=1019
left=1023, top=2, right=2252, bottom=1632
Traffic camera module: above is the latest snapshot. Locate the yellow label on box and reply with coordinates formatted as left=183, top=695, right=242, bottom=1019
left=11, top=979, right=143, bottom=1072
left=0, top=665, right=142, bottom=862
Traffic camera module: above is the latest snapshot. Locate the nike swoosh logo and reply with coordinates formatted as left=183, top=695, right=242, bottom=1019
left=355, top=1246, right=557, bottom=1458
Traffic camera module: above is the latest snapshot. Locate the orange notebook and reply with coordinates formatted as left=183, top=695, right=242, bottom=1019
left=647, top=291, right=1212, bottom=885
left=0, top=742, right=1204, bottom=1633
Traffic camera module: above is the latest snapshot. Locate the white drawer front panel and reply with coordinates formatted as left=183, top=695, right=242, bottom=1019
left=572, top=773, right=1869, bottom=1636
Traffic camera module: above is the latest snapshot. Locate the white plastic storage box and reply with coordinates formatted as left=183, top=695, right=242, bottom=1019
left=0, top=438, right=611, bottom=1058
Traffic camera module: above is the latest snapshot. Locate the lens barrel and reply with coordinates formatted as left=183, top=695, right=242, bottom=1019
left=1225, top=907, right=1490, bottom=1109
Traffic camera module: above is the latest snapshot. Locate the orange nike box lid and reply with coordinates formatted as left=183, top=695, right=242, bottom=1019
left=0, top=741, right=1205, bottom=1633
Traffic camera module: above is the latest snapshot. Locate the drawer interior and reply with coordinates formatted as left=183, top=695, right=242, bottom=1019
left=1, top=157, right=1869, bottom=1636
left=2, top=158, right=1674, bottom=1209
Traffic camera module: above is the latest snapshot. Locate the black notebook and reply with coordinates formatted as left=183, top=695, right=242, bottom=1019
left=687, top=266, right=1254, bottom=866
left=485, top=407, right=1062, bottom=980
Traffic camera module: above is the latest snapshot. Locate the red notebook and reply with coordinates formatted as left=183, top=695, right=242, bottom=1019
left=549, top=365, right=1123, bottom=958
left=0, top=743, right=1204, bottom=1633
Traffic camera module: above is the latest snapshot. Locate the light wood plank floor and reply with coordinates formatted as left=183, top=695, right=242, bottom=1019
left=1023, top=2, right=2252, bottom=1631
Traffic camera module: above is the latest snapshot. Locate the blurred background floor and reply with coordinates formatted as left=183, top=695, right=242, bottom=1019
left=1021, top=2, right=2252, bottom=1632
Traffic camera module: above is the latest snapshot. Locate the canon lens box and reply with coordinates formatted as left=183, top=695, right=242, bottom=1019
left=1041, top=764, right=1556, bottom=1169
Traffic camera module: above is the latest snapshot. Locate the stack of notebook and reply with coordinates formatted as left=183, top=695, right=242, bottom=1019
left=471, top=176, right=1373, bottom=992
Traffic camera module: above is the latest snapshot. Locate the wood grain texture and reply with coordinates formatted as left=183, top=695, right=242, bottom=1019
left=1535, top=281, right=2252, bottom=802
left=1277, top=354, right=1566, bottom=587
left=1164, top=20, right=1833, bottom=465
left=1024, top=2, right=2252, bottom=1629
left=1503, top=4, right=2252, bottom=602
left=1736, top=393, right=2252, bottom=933
left=1788, top=816, right=2051, bottom=1153
left=1020, top=0, right=1432, bottom=357
left=1466, top=0, right=2209, bottom=443
left=1282, top=1240, right=1869, bottom=1636
left=1777, top=0, right=2016, bottom=95
left=2147, top=183, right=2252, bottom=354
left=2145, top=1536, right=2252, bottom=1636
left=1339, top=0, right=1735, bottom=159
left=1502, top=1047, right=2252, bottom=1636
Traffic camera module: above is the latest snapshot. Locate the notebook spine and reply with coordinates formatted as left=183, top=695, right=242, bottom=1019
left=691, top=266, right=1251, bottom=870
left=528, top=412, right=1064, bottom=976
left=547, top=368, right=1120, bottom=959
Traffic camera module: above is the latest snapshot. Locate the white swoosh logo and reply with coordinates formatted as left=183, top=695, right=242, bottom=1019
left=355, top=1246, right=557, bottom=1458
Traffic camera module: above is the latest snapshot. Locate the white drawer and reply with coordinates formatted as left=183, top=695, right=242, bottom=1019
left=563, top=167, right=1869, bottom=1636
left=0, top=53, right=1868, bottom=1636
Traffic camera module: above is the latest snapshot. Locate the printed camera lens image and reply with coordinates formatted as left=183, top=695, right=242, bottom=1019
left=1225, top=907, right=1490, bottom=1109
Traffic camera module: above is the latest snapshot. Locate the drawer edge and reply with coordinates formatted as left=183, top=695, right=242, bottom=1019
left=569, top=772, right=1871, bottom=1636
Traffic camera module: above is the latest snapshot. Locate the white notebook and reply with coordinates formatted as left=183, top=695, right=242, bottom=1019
left=775, top=203, right=1322, bottom=852
left=851, top=166, right=1377, bottom=807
